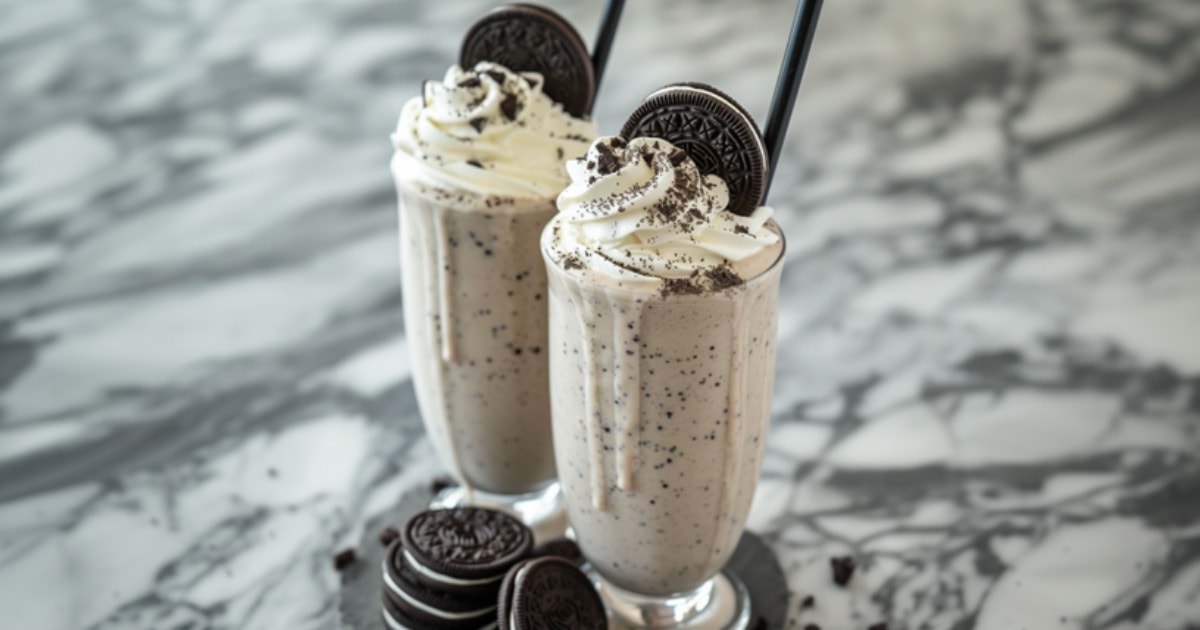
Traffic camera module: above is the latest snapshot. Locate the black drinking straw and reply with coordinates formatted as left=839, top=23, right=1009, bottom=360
left=762, top=0, right=823, bottom=200
left=589, top=0, right=626, bottom=114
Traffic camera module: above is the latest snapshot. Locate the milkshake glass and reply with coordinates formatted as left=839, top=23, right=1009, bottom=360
left=391, top=62, right=596, bottom=527
left=542, top=136, right=785, bottom=628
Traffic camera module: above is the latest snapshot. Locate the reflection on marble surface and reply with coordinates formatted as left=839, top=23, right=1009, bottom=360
left=1, top=0, right=1198, bottom=628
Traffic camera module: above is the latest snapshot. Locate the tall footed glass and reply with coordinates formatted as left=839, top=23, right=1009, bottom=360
left=390, top=60, right=595, bottom=536
left=543, top=220, right=786, bottom=629
left=396, top=182, right=566, bottom=534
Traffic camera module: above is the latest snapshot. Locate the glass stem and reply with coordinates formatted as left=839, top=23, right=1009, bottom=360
left=592, top=571, right=715, bottom=628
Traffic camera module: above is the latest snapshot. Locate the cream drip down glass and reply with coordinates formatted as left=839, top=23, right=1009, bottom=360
left=391, top=61, right=597, bottom=528
left=542, top=136, right=785, bottom=628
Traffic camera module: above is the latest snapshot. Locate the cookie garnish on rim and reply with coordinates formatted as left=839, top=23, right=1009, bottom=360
left=620, top=82, right=768, bottom=216
left=460, top=3, right=596, bottom=118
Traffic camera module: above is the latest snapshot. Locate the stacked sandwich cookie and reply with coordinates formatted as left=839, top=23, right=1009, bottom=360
left=383, top=539, right=514, bottom=628
left=379, top=506, right=602, bottom=629
left=381, top=507, right=531, bottom=629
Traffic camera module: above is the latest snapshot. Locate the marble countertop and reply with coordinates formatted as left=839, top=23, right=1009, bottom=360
left=2, top=0, right=1199, bottom=628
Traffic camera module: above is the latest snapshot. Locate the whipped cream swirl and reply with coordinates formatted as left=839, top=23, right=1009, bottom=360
left=391, top=62, right=597, bottom=201
left=552, top=136, right=780, bottom=284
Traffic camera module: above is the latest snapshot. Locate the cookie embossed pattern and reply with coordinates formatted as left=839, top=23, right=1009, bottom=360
left=461, top=4, right=596, bottom=118
left=621, top=83, right=767, bottom=217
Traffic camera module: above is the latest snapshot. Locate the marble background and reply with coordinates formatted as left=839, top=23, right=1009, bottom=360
left=2, top=0, right=1199, bottom=628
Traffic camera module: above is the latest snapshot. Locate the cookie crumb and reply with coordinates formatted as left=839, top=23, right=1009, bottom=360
left=661, top=278, right=704, bottom=297
left=867, top=623, right=888, bottom=630
left=594, top=141, right=620, bottom=175
left=562, top=254, right=585, bottom=270
left=800, top=594, right=815, bottom=608
left=500, top=93, right=521, bottom=121
left=830, top=556, right=856, bottom=586
left=804, top=624, right=822, bottom=630
left=332, top=548, right=357, bottom=571
left=429, top=476, right=455, bottom=494
left=704, top=264, right=742, bottom=290
left=378, top=526, right=400, bottom=546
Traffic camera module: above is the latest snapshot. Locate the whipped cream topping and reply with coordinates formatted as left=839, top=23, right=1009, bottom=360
left=391, top=62, right=596, bottom=201
left=549, top=136, right=780, bottom=289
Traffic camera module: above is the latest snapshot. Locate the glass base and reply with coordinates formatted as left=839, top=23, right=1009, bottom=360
left=587, top=566, right=752, bottom=630
left=429, top=482, right=567, bottom=542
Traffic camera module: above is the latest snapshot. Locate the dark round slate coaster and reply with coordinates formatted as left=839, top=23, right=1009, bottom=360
left=337, top=485, right=789, bottom=629
left=726, top=533, right=788, bottom=630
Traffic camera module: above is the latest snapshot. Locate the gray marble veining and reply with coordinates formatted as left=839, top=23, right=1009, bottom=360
left=1, top=0, right=1198, bottom=628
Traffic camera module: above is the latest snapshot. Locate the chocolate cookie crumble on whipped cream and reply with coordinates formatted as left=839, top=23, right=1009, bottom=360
left=391, top=61, right=596, bottom=201
left=545, top=136, right=780, bottom=295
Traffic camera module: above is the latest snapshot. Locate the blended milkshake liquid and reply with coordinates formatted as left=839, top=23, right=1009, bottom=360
left=542, top=137, right=785, bottom=595
left=392, top=62, right=596, bottom=495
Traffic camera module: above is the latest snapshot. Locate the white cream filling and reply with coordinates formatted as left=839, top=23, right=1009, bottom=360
left=403, top=548, right=506, bottom=587
left=381, top=608, right=409, bottom=630
left=382, top=559, right=498, bottom=621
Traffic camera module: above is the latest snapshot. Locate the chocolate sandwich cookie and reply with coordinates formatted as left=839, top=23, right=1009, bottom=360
left=460, top=3, right=595, bottom=118
left=498, top=556, right=606, bottom=630
left=529, top=537, right=582, bottom=564
left=381, top=590, right=499, bottom=630
left=380, top=594, right=442, bottom=630
left=620, top=82, right=768, bottom=216
left=386, top=590, right=494, bottom=628
left=381, top=540, right=500, bottom=630
left=401, top=507, right=534, bottom=596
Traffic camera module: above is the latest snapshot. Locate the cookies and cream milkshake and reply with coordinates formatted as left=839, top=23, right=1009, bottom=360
left=542, top=136, right=784, bottom=596
left=392, top=61, right=596, bottom=497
